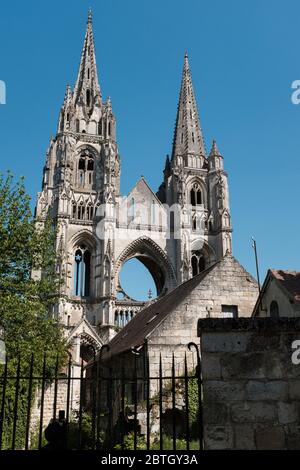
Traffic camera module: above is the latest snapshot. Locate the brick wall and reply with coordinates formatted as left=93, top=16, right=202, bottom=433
left=198, top=318, right=300, bottom=450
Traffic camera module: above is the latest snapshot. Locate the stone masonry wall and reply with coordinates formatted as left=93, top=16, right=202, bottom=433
left=147, top=255, right=258, bottom=384
left=198, top=318, right=300, bottom=450
left=30, top=375, right=81, bottom=442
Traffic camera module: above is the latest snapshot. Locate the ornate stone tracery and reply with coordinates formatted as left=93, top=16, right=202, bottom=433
left=35, top=13, right=233, bottom=346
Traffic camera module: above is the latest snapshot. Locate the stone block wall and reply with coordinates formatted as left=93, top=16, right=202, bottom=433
left=30, top=373, right=81, bottom=442
left=198, top=318, right=300, bottom=450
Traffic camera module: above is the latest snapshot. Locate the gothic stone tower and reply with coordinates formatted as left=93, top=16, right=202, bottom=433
left=35, top=13, right=232, bottom=347
left=157, top=53, right=232, bottom=284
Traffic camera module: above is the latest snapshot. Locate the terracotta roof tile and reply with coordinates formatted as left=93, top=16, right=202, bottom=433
left=271, top=269, right=300, bottom=304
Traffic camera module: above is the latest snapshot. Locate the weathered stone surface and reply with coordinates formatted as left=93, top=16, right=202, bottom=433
left=278, top=402, right=298, bottom=424
left=200, top=321, right=300, bottom=450
left=246, top=381, right=288, bottom=401
left=203, top=403, right=229, bottom=425
left=255, top=427, right=286, bottom=450
left=201, top=355, right=221, bottom=379
left=204, top=381, right=245, bottom=402
left=231, top=403, right=276, bottom=423
left=247, top=333, right=280, bottom=352
left=289, top=381, right=300, bottom=400
left=286, top=425, right=300, bottom=449
left=205, top=425, right=233, bottom=450
left=201, top=333, right=250, bottom=353
left=221, top=353, right=265, bottom=379
left=234, top=424, right=255, bottom=450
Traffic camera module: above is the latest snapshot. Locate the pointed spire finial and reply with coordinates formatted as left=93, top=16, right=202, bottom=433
left=74, top=10, right=102, bottom=106
left=88, top=7, right=93, bottom=24
left=171, top=54, right=206, bottom=160
left=209, top=139, right=221, bottom=157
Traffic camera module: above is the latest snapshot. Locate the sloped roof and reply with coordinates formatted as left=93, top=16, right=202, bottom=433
left=252, top=269, right=300, bottom=316
left=101, top=262, right=219, bottom=360
left=271, top=269, right=300, bottom=304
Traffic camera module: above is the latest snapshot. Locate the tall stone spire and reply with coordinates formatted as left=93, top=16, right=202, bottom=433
left=171, top=53, right=205, bottom=160
left=73, top=8, right=102, bottom=107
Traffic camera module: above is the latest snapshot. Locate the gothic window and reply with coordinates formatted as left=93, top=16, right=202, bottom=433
left=76, top=119, right=80, bottom=133
left=79, top=171, right=84, bottom=186
left=190, top=182, right=202, bottom=207
left=87, top=68, right=90, bottom=79
left=270, top=300, right=279, bottom=318
left=192, top=132, right=195, bottom=143
left=77, top=153, right=94, bottom=187
left=77, top=203, right=85, bottom=220
left=191, top=251, right=206, bottom=277
left=86, top=204, right=94, bottom=220
left=108, top=121, right=111, bottom=136
left=73, top=247, right=91, bottom=297
left=72, top=203, right=76, bottom=218
left=98, top=119, right=102, bottom=136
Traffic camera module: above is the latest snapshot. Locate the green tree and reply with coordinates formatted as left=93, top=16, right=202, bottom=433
left=0, top=172, right=68, bottom=448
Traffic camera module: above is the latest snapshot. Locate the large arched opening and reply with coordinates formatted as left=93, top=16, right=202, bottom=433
left=115, top=237, right=176, bottom=302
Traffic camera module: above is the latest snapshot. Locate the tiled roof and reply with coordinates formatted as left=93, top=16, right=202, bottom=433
left=271, top=269, right=300, bottom=304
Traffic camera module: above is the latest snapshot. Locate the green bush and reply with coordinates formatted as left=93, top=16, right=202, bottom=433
left=114, top=432, right=147, bottom=450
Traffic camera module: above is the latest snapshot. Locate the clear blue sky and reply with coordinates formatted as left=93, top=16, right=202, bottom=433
left=0, top=0, right=300, bottom=299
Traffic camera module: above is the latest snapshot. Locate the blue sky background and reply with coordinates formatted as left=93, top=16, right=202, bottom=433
left=0, top=0, right=300, bottom=300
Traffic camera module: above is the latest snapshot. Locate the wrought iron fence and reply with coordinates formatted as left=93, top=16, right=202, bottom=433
left=0, top=343, right=203, bottom=451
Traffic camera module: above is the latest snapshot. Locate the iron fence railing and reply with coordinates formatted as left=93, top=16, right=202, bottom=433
left=0, top=343, right=203, bottom=451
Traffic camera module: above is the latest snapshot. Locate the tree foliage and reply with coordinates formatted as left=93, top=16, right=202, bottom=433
left=0, top=173, right=68, bottom=448
left=0, top=172, right=67, bottom=362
